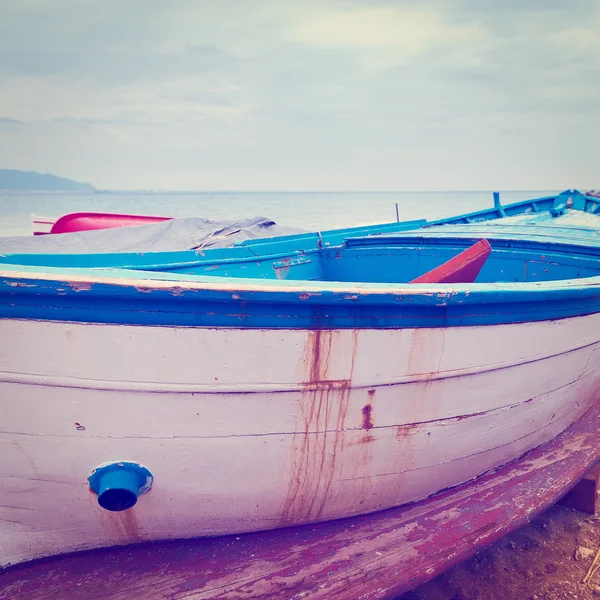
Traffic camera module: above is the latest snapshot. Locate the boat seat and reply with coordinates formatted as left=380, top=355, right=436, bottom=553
left=409, top=239, right=491, bottom=284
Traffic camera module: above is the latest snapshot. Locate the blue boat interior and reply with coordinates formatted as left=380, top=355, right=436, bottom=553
left=2, top=190, right=600, bottom=285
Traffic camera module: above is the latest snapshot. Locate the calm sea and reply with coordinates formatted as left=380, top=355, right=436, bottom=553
left=0, top=190, right=557, bottom=238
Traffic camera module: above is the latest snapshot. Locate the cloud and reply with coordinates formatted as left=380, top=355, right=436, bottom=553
left=0, top=116, right=26, bottom=132
left=0, top=75, right=251, bottom=127
left=290, top=7, right=472, bottom=50
left=0, top=0, right=598, bottom=190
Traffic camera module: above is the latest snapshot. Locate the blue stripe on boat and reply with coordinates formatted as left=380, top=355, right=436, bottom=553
left=1, top=261, right=599, bottom=328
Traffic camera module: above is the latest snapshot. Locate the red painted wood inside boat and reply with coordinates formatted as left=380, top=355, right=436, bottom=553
left=2, top=400, right=599, bottom=600
left=410, top=238, right=492, bottom=284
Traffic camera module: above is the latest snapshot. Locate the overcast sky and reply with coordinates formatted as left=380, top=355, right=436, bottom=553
left=0, top=0, right=598, bottom=190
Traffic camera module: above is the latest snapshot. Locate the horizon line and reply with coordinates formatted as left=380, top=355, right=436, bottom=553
left=1, top=187, right=562, bottom=194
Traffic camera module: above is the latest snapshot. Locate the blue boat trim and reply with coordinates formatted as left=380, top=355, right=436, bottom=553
left=426, top=190, right=598, bottom=227
left=1, top=261, right=599, bottom=328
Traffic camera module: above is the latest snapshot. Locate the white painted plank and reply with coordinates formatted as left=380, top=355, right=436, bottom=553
left=2, top=316, right=599, bottom=389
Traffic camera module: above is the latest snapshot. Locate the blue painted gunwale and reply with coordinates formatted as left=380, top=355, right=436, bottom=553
left=1, top=189, right=599, bottom=329
left=1, top=260, right=599, bottom=328
left=425, top=189, right=600, bottom=226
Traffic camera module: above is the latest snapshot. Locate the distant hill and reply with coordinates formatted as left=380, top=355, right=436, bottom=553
left=0, top=169, right=95, bottom=191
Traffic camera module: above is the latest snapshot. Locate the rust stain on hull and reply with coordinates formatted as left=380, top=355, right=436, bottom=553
left=117, top=508, right=140, bottom=539
left=357, top=389, right=376, bottom=447
left=361, top=389, right=376, bottom=432
left=281, top=329, right=359, bottom=525
left=386, top=328, right=447, bottom=503
left=90, top=494, right=141, bottom=542
left=405, top=327, right=447, bottom=421
left=361, top=404, right=373, bottom=430
left=343, top=388, right=378, bottom=512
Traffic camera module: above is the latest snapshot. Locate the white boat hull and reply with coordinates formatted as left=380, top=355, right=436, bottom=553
left=1, top=315, right=599, bottom=566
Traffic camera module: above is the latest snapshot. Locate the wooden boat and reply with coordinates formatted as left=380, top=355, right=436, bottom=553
left=31, top=211, right=171, bottom=235
left=1, top=189, right=600, bottom=575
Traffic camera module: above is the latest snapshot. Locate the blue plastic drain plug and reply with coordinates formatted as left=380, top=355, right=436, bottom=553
left=88, top=462, right=153, bottom=512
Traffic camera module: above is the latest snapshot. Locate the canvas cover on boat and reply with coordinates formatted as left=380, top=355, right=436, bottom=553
left=0, top=217, right=304, bottom=254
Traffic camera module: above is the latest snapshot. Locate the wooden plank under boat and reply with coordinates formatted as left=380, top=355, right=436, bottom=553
left=1, top=399, right=599, bottom=599
left=1, top=189, right=600, bottom=588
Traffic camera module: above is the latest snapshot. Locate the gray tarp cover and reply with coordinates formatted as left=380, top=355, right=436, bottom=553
left=0, top=217, right=304, bottom=254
